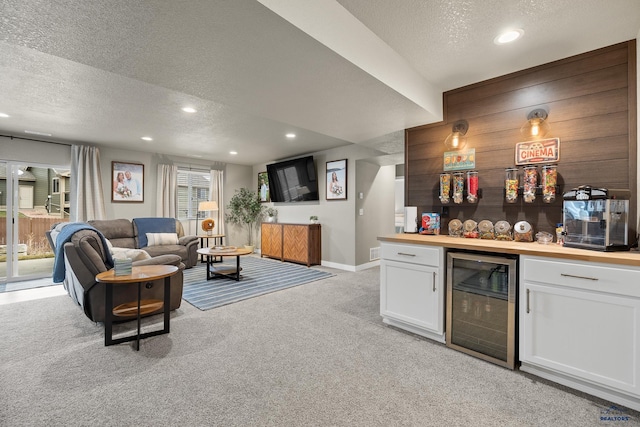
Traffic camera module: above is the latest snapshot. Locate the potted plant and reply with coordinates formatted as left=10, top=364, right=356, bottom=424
left=310, top=215, right=319, bottom=224
left=225, top=187, right=267, bottom=252
left=265, top=207, right=278, bottom=223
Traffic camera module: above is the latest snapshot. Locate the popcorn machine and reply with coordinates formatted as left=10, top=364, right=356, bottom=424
left=562, top=186, right=630, bottom=251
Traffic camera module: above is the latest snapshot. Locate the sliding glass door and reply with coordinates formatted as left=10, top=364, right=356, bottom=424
left=0, top=161, right=70, bottom=287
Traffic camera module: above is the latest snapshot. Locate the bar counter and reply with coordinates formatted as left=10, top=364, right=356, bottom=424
left=378, top=234, right=640, bottom=267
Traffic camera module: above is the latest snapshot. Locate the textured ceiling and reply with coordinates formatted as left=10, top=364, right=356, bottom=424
left=0, top=0, right=639, bottom=165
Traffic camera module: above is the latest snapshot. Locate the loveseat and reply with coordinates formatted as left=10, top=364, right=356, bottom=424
left=50, top=225, right=185, bottom=323
left=88, top=218, right=198, bottom=268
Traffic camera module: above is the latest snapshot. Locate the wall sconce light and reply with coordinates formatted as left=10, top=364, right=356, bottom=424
left=198, top=200, right=219, bottom=235
left=444, top=120, right=469, bottom=150
left=521, top=108, right=550, bottom=138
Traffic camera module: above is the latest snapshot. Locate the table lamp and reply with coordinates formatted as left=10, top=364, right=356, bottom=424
left=198, top=201, right=219, bottom=236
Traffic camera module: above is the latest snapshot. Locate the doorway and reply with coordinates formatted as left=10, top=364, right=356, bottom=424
left=1, top=162, right=70, bottom=290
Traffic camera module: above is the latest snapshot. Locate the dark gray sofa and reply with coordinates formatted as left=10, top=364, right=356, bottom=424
left=57, top=227, right=185, bottom=323
left=88, top=218, right=198, bottom=268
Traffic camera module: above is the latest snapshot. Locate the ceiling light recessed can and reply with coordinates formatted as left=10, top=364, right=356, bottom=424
left=494, top=29, right=524, bottom=45
left=285, top=133, right=296, bottom=138
left=229, top=151, right=238, bottom=155
left=0, top=113, right=9, bottom=118
left=141, top=136, right=153, bottom=141
left=182, top=107, right=197, bottom=113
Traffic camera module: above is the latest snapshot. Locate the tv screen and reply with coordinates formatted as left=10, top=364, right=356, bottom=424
left=266, top=156, right=319, bottom=202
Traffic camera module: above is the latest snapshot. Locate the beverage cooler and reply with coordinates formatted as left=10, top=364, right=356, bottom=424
left=446, top=251, right=518, bottom=369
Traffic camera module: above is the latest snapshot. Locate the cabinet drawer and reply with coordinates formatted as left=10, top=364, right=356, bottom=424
left=522, top=256, right=640, bottom=297
left=381, top=243, right=441, bottom=266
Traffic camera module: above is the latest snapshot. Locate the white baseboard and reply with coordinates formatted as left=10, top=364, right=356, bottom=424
left=320, top=259, right=380, bottom=272
left=321, top=260, right=356, bottom=271
left=355, top=260, right=380, bottom=271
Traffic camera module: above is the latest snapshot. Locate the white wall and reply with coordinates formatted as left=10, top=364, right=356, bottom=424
left=355, top=161, right=396, bottom=266
left=253, top=143, right=394, bottom=269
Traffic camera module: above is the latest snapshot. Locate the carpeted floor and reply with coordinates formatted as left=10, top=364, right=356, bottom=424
left=1, top=266, right=638, bottom=426
left=182, top=256, right=334, bottom=310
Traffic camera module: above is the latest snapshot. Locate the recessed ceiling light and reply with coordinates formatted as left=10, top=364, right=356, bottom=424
left=494, top=29, right=524, bottom=45
left=229, top=151, right=238, bottom=155
left=25, top=130, right=52, bottom=136
left=285, top=133, right=296, bottom=138
left=0, top=113, right=9, bottom=118
left=182, top=107, right=197, bottom=113
left=141, top=136, right=153, bottom=141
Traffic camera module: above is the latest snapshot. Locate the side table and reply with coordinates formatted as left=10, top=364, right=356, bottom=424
left=96, top=265, right=178, bottom=351
left=197, top=234, right=225, bottom=263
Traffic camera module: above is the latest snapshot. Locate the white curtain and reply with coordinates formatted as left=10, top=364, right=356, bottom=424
left=70, top=145, right=106, bottom=222
left=157, top=164, right=178, bottom=217
left=210, top=169, right=225, bottom=235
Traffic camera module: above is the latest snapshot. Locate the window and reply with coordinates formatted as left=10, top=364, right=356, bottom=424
left=177, top=169, right=210, bottom=220
left=52, top=177, right=60, bottom=194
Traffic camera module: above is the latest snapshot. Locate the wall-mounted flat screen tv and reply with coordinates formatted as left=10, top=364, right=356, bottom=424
left=266, top=156, right=319, bottom=202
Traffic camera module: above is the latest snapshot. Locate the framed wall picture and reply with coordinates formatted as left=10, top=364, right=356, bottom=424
left=112, top=161, right=144, bottom=202
left=326, top=159, right=347, bottom=200
left=258, top=171, right=270, bottom=202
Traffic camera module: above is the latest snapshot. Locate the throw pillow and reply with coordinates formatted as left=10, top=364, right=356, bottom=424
left=111, top=247, right=152, bottom=261
left=146, top=232, right=179, bottom=246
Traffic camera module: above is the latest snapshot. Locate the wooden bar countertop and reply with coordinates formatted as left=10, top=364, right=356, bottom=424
left=378, top=234, right=640, bottom=267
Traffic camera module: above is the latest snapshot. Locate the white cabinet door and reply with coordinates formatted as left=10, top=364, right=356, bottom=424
left=381, top=259, right=442, bottom=338
left=520, top=281, right=640, bottom=396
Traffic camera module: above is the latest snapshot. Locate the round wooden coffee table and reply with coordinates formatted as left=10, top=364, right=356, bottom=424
left=196, top=247, right=252, bottom=281
left=197, top=234, right=225, bottom=263
left=96, top=264, right=178, bottom=351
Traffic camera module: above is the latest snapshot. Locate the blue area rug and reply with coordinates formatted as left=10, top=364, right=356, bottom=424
left=182, top=256, right=334, bottom=310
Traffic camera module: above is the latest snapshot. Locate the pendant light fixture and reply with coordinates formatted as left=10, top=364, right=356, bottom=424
left=521, top=108, right=550, bottom=138
left=444, top=120, right=469, bottom=150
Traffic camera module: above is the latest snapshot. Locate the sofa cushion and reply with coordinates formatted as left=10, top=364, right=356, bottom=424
left=133, top=218, right=177, bottom=248
left=89, top=219, right=136, bottom=249
left=146, top=232, right=179, bottom=246
left=143, top=244, right=188, bottom=261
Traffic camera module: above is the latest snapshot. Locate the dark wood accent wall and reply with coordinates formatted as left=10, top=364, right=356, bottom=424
left=406, top=40, right=637, bottom=242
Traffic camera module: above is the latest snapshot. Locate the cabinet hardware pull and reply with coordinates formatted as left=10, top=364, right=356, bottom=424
left=526, top=289, right=530, bottom=314
left=396, top=252, right=416, bottom=257
left=560, top=273, right=599, bottom=281
left=432, top=272, right=436, bottom=292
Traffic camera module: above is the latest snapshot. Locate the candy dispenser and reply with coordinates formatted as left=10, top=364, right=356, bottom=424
left=523, top=166, right=538, bottom=203
left=505, top=168, right=519, bottom=203
left=466, top=171, right=478, bottom=203
left=478, top=220, right=495, bottom=240
left=494, top=220, right=513, bottom=241
left=439, top=173, right=451, bottom=204
left=448, top=219, right=463, bottom=237
left=542, top=165, right=557, bottom=203
left=453, top=172, right=464, bottom=204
